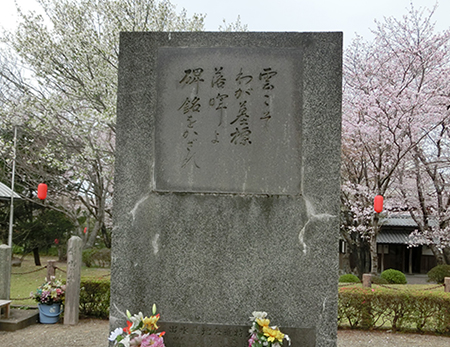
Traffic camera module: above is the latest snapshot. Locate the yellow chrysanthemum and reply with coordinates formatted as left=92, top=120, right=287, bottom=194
left=262, top=326, right=285, bottom=343
left=142, top=314, right=160, bottom=330
left=256, top=318, right=270, bottom=327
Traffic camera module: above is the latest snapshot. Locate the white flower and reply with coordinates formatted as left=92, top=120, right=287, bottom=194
left=130, top=312, right=144, bottom=329
left=250, top=311, right=267, bottom=320
left=108, top=327, right=123, bottom=341
left=119, top=335, right=131, bottom=347
left=285, top=333, right=291, bottom=345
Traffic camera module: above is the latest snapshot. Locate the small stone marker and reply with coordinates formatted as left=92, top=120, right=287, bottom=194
left=445, top=277, right=450, bottom=293
left=0, top=244, right=11, bottom=300
left=363, top=274, right=372, bottom=288
left=64, top=236, right=82, bottom=325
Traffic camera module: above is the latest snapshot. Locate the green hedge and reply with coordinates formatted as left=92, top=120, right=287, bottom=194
left=339, top=274, right=360, bottom=283
left=79, top=278, right=110, bottom=319
left=338, top=287, right=450, bottom=334
left=381, top=269, right=407, bottom=284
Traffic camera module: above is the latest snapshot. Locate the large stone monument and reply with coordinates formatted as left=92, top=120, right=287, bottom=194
left=111, top=32, right=342, bottom=346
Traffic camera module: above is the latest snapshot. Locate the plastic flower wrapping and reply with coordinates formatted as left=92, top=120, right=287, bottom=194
left=248, top=311, right=291, bottom=347
left=30, top=276, right=66, bottom=304
left=109, top=304, right=165, bottom=347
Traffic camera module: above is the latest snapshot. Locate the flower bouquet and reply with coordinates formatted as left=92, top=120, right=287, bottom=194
left=30, top=276, right=66, bottom=304
left=248, top=311, right=291, bottom=347
left=109, top=304, right=165, bottom=347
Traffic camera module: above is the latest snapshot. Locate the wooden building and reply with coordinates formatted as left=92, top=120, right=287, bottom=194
left=378, top=215, right=437, bottom=274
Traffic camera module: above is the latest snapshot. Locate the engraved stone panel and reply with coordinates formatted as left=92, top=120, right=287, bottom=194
left=154, top=47, right=302, bottom=195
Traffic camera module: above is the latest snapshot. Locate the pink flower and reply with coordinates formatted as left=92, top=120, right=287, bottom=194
left=248, top=332, right=258, bottom=347
left=141, top=333, right=165, bottom=347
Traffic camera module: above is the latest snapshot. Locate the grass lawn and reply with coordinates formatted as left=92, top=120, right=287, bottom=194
left=10, top=254, right=110, bottom=306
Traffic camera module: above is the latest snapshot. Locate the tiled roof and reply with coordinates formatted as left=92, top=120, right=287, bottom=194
left=380, top=215, right=417, bottom=227
left=380, top=215, right=438, bottom=227
left=378, top=231, right=412, bottom=244
left=0, top=182, right=21, bottom=200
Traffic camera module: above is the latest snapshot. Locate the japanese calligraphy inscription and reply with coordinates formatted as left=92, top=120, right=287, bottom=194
left=154, top=47, right=302, bottom=195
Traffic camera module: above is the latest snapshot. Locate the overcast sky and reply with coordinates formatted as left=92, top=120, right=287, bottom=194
left=2, top=0, right=450, bottom=46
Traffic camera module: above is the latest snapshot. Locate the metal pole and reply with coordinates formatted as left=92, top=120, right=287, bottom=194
left=8, top=125, right=17, bottom=247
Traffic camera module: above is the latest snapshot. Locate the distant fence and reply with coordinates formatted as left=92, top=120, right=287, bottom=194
left=10, top=260, right=66, bottom=301
left=359, top=273, right=448, bottom=291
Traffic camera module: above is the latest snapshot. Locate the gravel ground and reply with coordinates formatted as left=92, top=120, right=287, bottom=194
left=337, top=329, right=450, bottom=347
left=2, top=320, right=450, bottom=347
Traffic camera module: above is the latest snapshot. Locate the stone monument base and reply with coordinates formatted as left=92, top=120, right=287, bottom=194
left=159, top=321, right=315, bottom=347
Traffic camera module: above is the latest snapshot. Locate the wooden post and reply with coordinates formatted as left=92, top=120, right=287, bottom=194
left=408, top=248, right=413, bottom=274
left=47, top=260, right=56, bottom=280
left=64, top=236, right=83, bottom=325
left=362, top=273, right=372, bottom=288
left=445, top=277, right=450, bottom=293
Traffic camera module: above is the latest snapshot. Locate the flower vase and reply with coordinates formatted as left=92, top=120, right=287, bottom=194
left=38, top=303, right=63, bottom=324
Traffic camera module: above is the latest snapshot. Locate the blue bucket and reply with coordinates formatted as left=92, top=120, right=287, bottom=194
left=38, top=303, right=62, bottom=324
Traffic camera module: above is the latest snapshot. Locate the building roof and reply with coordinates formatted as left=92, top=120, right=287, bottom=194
left=378, top=215, right=440, bottom=244
left=380, top=214, right=438, bottom=228
left=378, top=230, right=412, bottom=244
left=0, top=182, right=21, bottom=200
left=380, top=215, right=417, bottom=227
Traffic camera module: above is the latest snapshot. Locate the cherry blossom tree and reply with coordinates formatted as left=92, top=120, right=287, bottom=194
left=342, top=4, right=450, bottom=274
left=399, top=121, right=450, bottom=265
left=0, top=0, right=206, bottom=248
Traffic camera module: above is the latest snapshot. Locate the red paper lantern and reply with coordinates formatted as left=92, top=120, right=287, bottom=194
left=37, top=183, right=48, bottom=200
left=374, top=195, right=383, bottom=213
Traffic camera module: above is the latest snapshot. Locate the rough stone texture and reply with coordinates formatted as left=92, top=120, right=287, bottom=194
left=158, top=321, right=314, bottom=347
left=111, top=32, right=342, bottom=347
left=0, top=245, right=11, bottom=300
left=63, top=236, right=82, bottom=325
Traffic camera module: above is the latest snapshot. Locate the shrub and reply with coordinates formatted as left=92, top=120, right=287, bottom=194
left=339, top=274, right=360, bottom=283
left=427, top=264, right=450, bottom=284
left=82, top=248, right=96, bottom=267
left=79, top=277, right=110, bottom=319
left=381, top=269, right=407, bottom=284
left=371, top=275, right=389, bottom=285
left=82, top=248, right=111, bottom=268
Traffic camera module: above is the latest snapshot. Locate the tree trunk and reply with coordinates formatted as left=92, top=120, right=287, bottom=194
left=430, top=244, right=446, bottom=265
left=85, top=221, right=101, bottom=249
left=369, top=235, right=378, bottom=275
left=101, top=225, right=111, bottom=248
left=370, top=213, right=380, bottom=275
left=32, top=247, right=41, bottom=266
left=441, top=247, right=450, bottom=265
